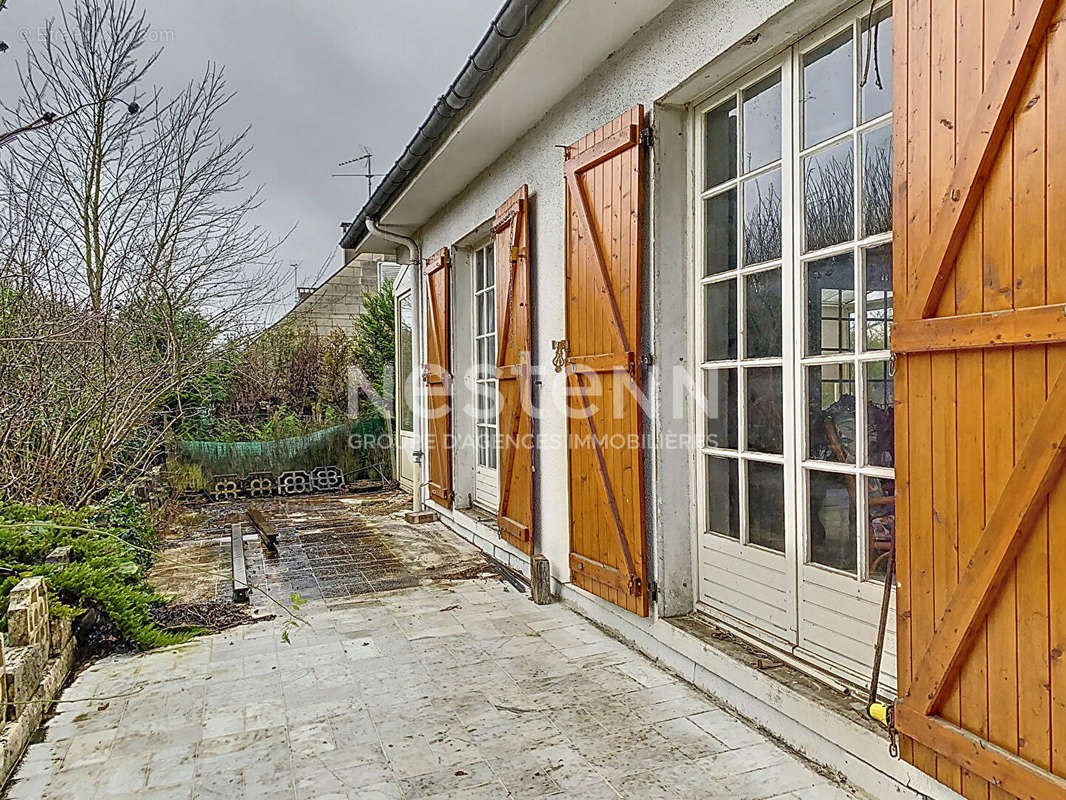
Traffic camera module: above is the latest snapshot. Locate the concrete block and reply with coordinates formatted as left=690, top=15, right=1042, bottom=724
left=4, top=644, right=45, bottom=720
left=8, top=577, right=49, bottom=654
left=45, top=546, right=72, bottom=565
left=49, top=617, right=72, bottom=654
left=404, top=510, right=439, bottom=525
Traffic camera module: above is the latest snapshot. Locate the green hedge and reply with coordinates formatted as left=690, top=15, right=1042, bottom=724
left=0, top=497, right=196, bottom=649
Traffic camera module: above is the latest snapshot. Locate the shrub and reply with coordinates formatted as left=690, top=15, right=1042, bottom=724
left=0, top=497, right=196, bottom=649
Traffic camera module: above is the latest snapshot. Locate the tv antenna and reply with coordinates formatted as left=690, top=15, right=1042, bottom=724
left=333, top=147, right=383, bottom=201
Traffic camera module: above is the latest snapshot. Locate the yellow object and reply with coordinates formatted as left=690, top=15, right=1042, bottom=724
left=868, top=702, right=889, bottom=726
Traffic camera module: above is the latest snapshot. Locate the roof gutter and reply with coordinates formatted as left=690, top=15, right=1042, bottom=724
left=366, top=219, right=420, bottom=265
left=340, top=0, right=547, bottom=252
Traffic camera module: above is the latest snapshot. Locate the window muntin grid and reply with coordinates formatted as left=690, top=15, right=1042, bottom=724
left=696, top=3, right=894, bottom=582
left=472, top=242, right=497, bottom=471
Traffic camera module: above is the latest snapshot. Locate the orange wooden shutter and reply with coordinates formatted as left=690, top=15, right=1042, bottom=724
left=892, top=1, right=1066, bottom=797
left=493, top=186, right=534, bottom=554
left=424, top=247, right=453, bottom=509
left=562, top=106, right=648, bottom=617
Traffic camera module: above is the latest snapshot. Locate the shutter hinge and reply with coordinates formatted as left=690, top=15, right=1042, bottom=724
left=639, top=127, right=654, bottom=148
left=551, top=340, right=569, bottom=373
left=640, top=352, right=654, bottom=368
left=648, top=581, right=658, bottom=603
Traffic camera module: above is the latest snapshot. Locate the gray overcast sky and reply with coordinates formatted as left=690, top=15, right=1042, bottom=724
left=0, top=0, right=501, bottom=322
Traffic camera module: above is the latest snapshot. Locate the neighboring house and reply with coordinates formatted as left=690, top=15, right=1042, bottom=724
left=274, top=250, right=390, bottom=335
left=341, top=1, right=1066, bottom=799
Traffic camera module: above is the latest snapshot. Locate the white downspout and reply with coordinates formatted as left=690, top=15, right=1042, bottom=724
left=366, top=219, right=425, bottom=515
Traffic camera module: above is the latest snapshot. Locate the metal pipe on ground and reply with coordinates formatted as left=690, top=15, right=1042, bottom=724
left=230, top=523, right=250, bottom=603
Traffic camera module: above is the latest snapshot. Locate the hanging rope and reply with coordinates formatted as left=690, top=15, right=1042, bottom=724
left=860, top=0, right=884, bottom=91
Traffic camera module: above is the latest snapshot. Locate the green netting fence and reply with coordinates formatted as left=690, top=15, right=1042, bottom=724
left=166, top=417, right=392, bottom=492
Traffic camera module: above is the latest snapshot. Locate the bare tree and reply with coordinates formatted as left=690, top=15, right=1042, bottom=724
left=0, top=0, right=283, bottom=504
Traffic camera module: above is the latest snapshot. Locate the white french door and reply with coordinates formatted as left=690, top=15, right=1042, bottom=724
left=394, top=283, right=416, bottom=490
left=693, top=1, right=896, bottom=691
left=471, top=241, right=499, bottom=510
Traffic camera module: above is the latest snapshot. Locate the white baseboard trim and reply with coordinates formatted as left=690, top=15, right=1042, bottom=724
left=429, top=502, right=532, bottom=581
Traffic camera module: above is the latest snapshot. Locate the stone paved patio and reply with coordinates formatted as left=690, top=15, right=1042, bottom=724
left=5, top=576, right=864, bottom=799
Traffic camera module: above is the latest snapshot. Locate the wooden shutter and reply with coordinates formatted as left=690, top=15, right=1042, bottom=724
left=892, top=1, right=1066, bottom=797
left=424, top=247, right=453, bottom=509
left=494, top=186, right=534, bottom=554
left=562, top=106, right=648, bottom=617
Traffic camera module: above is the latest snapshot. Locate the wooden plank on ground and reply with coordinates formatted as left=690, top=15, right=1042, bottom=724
left=246, top=506, right=279, bottom=553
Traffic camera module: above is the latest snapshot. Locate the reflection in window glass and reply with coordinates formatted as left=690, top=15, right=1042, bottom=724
left=743, top=169, right=782, bottom=265
left=806, top=253, right=855, bottom=356
left=742, top=71, right=782, bottom=173
left=861, top=7, right=893, bottom=122
left=745, top=268, right=782, bottom=358
left=705, top=189, right=738, bottom=275
left=746, top=367, right=783, bottom=455
left=695, top=8, right=894, bottom=582
left=865, top=361, right=894, bottom=467
left=477, top=384, right=498, bottom=468
left=704, top=279, right=737, bottom=361
left=862, top=125, right=892, bottom=236
left=705, top=100, right=738, bottom=189
left=807, top=363, right=857, bottom=463
left=809, top=470, right=857, bottom=571
left=803, top=30, right=854, bottom=147
left=398, top=295, right=414, bottom=432
left=705, top=369, right=738, bottom=450
left=748, top=461, right=786, bottom=552
left=707, top=456, right=740, bottom=539
left=474, top=243, right=497, bottom=472
left=804, top=139, right=854, bottom=252
left=867, top=477, right=895, bottom=580
left=864, top=244, right=892, bottom=351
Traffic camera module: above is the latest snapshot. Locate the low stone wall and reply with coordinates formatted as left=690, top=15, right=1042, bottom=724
left=0, top=573, right=77, bottom=786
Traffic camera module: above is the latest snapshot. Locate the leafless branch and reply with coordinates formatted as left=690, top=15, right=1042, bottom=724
left=0, top=0, right=284, bottom=505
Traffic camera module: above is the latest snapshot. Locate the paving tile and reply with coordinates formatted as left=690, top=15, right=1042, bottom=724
left=713, top=760, right=826, bottom=800
left=60, top=728, right=117, bottom=768
left=397, top=761, right=498, bottom=798
left=688, top=708, right=768, bottom=749
left=12, top=573, right=848, bottom=800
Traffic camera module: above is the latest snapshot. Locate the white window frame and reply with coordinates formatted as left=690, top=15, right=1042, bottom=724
left=471, top=239, right=499, bottom=509
left=692, top=52, right=800, bottom=647
left=394, top=287, right=415, bottom=435
left=690, top=0, right=896, bottom=685
left=791, top=3, right=894, bottom=585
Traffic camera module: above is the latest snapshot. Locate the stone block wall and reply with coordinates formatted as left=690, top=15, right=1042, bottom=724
left=281, top=251, right=389, bottom=336
left=0, top=569, right=77, bottom=782
left=7, top=577, right=49, bottom=654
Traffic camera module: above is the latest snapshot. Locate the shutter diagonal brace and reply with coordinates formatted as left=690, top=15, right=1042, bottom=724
left=494, top=212, right=523, bottom=526
left=571, top=370, right=640, bottom=595
left=423, top=248, right=452, bottom=507
left=564, top=125, right=640, bottom=359
left=493, top=188, right=533, bottom=550
left=901, top=0, right=1057, bottom=322
left=494, top=203, right=523, bottom=371
left=901, top=362, right=1066, bottom=717
left=497, top=364, right=524, bottom=525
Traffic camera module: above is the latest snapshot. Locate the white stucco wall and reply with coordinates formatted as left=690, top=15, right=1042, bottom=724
left=412, top=0, right=853, bottom=592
